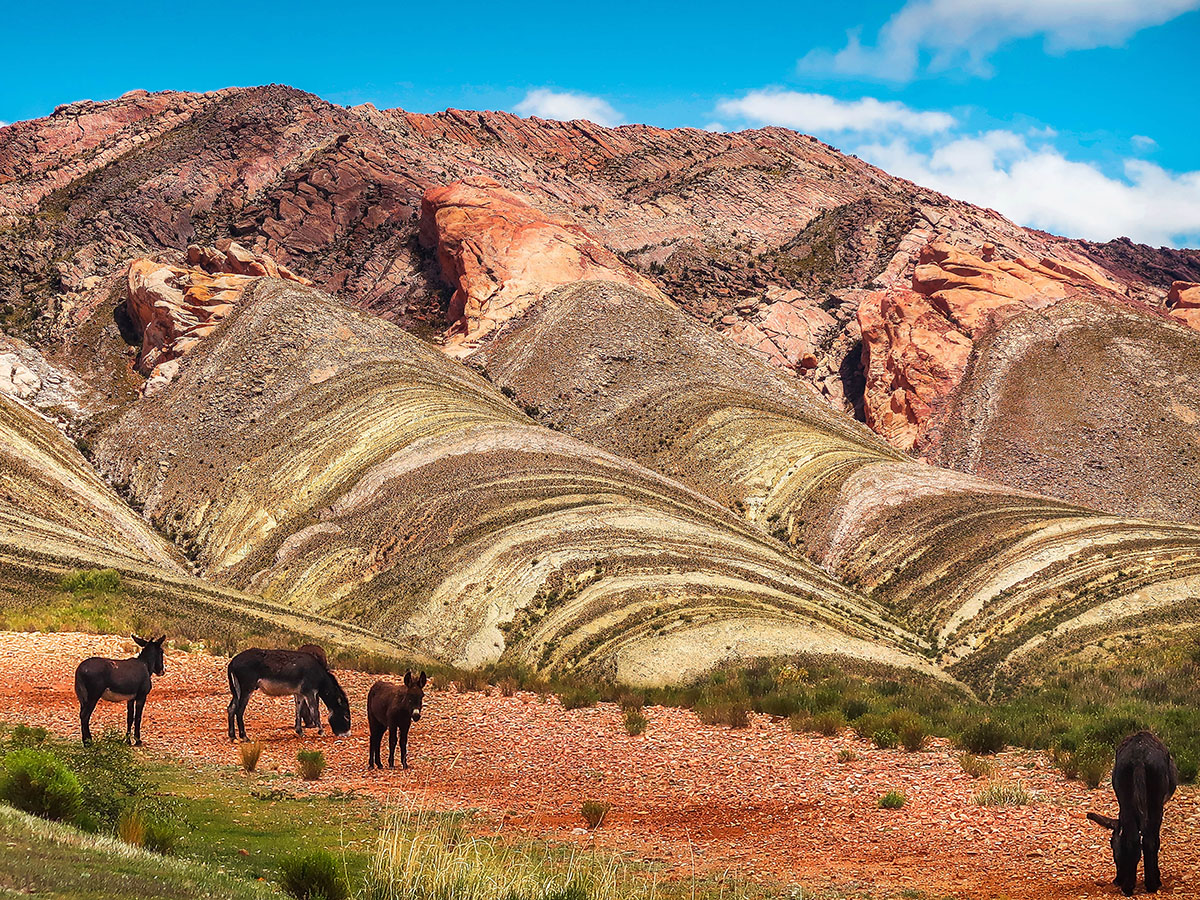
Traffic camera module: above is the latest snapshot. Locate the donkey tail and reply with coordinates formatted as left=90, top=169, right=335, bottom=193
left=1132, top=759, right=1149, bottom=831
left=227, top=663, right=240, bottom=701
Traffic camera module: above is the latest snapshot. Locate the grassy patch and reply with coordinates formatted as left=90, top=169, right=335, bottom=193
left=0, top=803, right=271, bottom=900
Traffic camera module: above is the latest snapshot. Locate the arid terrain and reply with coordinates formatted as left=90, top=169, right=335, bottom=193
left=4, top=632, right=1200, bottom=900
left=0, top=84, right=1199, bottom=898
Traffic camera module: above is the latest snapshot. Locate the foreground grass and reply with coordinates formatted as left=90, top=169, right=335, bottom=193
left=0, top=802, right=271, bottom=900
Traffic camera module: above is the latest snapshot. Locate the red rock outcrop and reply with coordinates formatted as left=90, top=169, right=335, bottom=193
left=1168, top=281, right=1200, bottom=330
left=725, top=287, right=836, bottom=371
left=858, top=241, right=1131, bottom=452
left=419, top=177, right=667, bottom=355
left=126, top=242, right=308, bottom=395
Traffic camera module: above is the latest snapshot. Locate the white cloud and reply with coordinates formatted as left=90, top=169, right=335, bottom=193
left=703, top=121, right=727, bottom=132
left=854, top=130, right=1200, bottom=246
left=716, top=90, right=955, bottom=135
left=802, top=0, right=1200, bottom=80
left=1132, top=134, right=1158, bottom=151
left=514, top=89, right=622, bottom=127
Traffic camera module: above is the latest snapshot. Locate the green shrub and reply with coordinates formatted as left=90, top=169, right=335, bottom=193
left=974, top=780, right=1032, bottom=807
left=297, top=750, right=326, bottom=781
left=695, top=699, right=750, bottom=728
left=878, top=790, right=906, bottom=809
left=837, top=749, right=857, bottom=763
left=959, top=719, right=1009, bottom=755
left=958, top=753, right=993, bottom=779
left=872, top=728, right=899, bottom=750
left=580, top=799, right=611, bottom=829
left=0, top=748, right=82, bottom=822
left=115, top=803, right=181, bottom=853
left=60, top=569, right=122, bottom=593
left=279, top=849, right=349, bottom=900
left=66, top=731, right=146, bottom=829
left=788, top=711, right=810, bottom=733
left=622, top=708, right=648, bottom=736
left=811, top=711, right=844, bottom=736
left=1055, top=742, right=1111, bottom=788
left=557, top=685, right=599, bottom=710
left=899, top=720, right=929, bottom=752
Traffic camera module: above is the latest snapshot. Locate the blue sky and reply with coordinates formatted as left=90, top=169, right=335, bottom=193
left=1, top=1, right=1198, bottom=246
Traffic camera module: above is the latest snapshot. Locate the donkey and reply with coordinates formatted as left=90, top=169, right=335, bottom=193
left=1088, top=731, right=1179, bottom=896
left=367, top=670, right=426, bottom=769
left=226, top=648, right=351, bottom=742
left=295, top=644, right=327, bottom=730
left=74, top=635, right=166, bottom=746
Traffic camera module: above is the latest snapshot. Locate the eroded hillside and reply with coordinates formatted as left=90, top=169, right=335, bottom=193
left=91, top=276, right=933, bottom=684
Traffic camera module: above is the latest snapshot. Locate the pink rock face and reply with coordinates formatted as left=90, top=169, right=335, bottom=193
left=1168, top=281, right=1200, bottom=330
left=726, top=287, right=836, bottom=370
left=126, top=243, right=308, bottom=395
left=419, top=177, right=667, bottom=355
left=859, top=240, right=1125, bottom=452
left=858, top=289, right=972, bottom=451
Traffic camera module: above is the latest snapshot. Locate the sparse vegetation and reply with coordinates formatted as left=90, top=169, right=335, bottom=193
left=958, top=753, right=993, bottom=779
left=957, top=719, right=1009, bottom=756
left=973, top=781, right=1033, bottom=807
left=623, top=707, right=648, bottom=736
left=872, top=728, right=899, bottom=750
left=581, top=799, right=611, bottom=829
left=60, top=568, right=122, bottom=594
left=239, top=741, right=264, bottom=773
left=878, top=790, right=906, bottom=809
left=297, top=749, right=326, bottom=781
left=836, top=749, right=857, bottom=763
left=363, top=808, right=653, bottom=900
left=280, top=848, right=350, bottom=900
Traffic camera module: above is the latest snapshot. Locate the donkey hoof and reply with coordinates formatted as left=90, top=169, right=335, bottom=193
left=134, top=740, right=143, bottom=747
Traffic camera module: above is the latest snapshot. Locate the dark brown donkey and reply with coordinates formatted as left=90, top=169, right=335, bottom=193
left=295, top=644, right=327, bottom=730
left=74, top=635, right=166, bottom=745
left=227, top=648, right=351, bottom=741
left=1088, top=731, right=1179, bottom=896
left=367, top=671, right=426, bottom=769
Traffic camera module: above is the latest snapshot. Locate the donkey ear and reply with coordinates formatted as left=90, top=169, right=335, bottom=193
left=132, top=634, right=147, bottom=647
left=1087, top=812, right=1119, bottom=830
left=155, top=635, right=166, bottom=644
left=418, top=671, right=427, bottom=688
left=403, top=670, right=413, bottom=687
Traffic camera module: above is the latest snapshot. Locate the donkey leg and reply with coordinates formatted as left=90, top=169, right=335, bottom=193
left=388, top=725, right=398, bottom=768
left=234, top=691, right=252, bottom=742
left=79, top=696, right=98, bottom=745
left=227, top=687, right=240, bottom=742
left=1144, top=808, right=1165, bottom=893
left=132, top=695, right=146, bottom=746
left=294, top=695, right=304, bottom=736
left=309, top=692, right=323, bottom=735
left=399, top=719, right=411, bottom=770
left=368, top=722, right=383, bottom=769
left=126, top=699, right=135, bottom=742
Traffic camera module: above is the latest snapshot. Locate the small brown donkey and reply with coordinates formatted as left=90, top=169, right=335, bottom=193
left=367, top=671, right=426, bottom=769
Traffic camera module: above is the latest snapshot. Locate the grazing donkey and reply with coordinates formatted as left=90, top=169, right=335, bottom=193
left=1088, top=731, right=1179, bottom=896
left=226, top=648, right=351, bottom=742
left=367, top=670, right=426, bottom=769
left=295, top=644, right=328, bottom=730
left=74, top=635, right=166, bottom=745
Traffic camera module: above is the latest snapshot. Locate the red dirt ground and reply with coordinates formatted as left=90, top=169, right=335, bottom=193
left=2, top=632, right=1197, bottom=899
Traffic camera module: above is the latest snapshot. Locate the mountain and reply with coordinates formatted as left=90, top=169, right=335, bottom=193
left=1, top=85, right=1199, bottom=688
